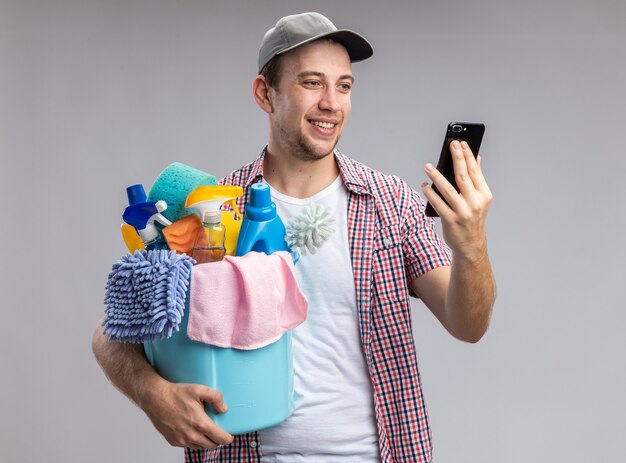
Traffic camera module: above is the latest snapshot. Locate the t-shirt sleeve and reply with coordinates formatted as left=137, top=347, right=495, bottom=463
left=395, top=177, right=452, bottom=283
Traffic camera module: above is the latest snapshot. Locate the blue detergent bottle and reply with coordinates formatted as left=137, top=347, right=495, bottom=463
left=236, top=182, right=289, bottom=255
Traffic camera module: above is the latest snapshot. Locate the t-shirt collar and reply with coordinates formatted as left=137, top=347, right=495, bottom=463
left=242, top=146, right=370, bottom=196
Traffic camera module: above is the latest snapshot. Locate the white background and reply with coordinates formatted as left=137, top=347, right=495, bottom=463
left=1, top=0, right=625, bottom=461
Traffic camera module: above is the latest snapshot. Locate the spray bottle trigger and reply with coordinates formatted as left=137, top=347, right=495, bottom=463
left=228, top=199, right=242, bottom=220
left=154, top=213, right=173, bottom=227
left=221, top=209, right=242, bottom=256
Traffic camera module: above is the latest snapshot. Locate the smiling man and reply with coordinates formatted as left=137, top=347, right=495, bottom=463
left=93, top=12, right=496, bottom=463
left=256, top=39, right=352, bottom=197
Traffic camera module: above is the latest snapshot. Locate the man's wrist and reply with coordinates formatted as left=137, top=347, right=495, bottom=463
left=132, top=366, right=169, bottom=411
left=450, top=240, right=489, bottom=265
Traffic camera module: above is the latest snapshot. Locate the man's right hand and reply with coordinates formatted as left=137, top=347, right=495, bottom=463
left=92, top=317, right=234, bottom=451
left=142, top=380, right=234, bottom=450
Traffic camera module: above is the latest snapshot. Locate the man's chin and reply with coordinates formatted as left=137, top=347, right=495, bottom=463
left=301, top=149, right=334, bottom=162
left=302, top=138, right=339, bottom=160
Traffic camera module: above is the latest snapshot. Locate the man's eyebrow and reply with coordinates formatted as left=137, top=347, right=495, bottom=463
left=296, top=71, right=355, bottom=83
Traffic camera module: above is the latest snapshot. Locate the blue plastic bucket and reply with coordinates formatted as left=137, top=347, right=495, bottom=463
left=144, top=291, right=294, bottom=435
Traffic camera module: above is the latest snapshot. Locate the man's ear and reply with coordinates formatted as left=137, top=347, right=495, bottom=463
left=253, top=75, right=273, bottom=113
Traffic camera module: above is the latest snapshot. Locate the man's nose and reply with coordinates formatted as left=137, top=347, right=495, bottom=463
left=318, top=88, right=341, bottom=112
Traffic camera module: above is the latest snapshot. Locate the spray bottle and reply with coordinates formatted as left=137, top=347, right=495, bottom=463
left=235, top=182, right=289, bottom=256
left=122, top=184, right=172, bottom=250
left=185, top=185, right=243, bottom=264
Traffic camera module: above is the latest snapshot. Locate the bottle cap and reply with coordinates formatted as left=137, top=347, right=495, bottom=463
left=202, top=210, right=222, bottom=224
left=246, top=182, right=276, bottom=221
left=126, top=184, right=147, bottom=205
left=123, top=184, right=160, bottom=233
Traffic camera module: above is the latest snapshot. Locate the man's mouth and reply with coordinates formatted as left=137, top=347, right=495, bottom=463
left=308, top=119, right=337, bottom=130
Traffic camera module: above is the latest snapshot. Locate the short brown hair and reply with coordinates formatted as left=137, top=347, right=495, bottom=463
left=259, top=38, right=340, bottom=91
left=260, top=55, right=282, bottom=90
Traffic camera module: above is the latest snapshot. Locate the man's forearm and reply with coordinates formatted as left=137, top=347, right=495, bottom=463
left=92, top=318, right=234, bottom=449
left=91, top=319, right=164, bottom=409
left=445, top=247, right=496, bottom=343
left=420, top=138, right=496, bottom=343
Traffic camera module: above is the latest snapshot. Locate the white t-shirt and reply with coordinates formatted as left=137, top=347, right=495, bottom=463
left=259, top=176, right=381, bottom=462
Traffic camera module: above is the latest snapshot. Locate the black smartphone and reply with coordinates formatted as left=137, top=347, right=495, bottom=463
left=425, top=122, right=485, bottom=217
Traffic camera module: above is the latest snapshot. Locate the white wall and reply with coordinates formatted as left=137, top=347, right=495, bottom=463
left=1, top=0, right=624, bottom=461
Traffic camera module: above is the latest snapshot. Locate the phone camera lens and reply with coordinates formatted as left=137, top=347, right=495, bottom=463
left=452, top=124, right=463, bottom=133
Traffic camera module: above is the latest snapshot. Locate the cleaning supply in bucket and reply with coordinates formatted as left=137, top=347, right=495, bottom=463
left=185, top=185, right=243, bottom=264
left=136, top=175, right=301, bottom=434
left=122, top=184, right=172, bottom=250
left=161, top=214, right=203, bottom=255
left=170, top=180, right=301, bottom=434
left=235, top=182, right=289, bottom=256
left=103, top=249, right=194, bottom=342
left=187, top=251, right=307, bottom=349
left=144, top=163, right=242, bottom=255
left=147, top=162, right=217, bottom=223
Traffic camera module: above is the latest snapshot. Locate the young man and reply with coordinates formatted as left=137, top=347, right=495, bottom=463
left=93, top=12, right=496, bottom=463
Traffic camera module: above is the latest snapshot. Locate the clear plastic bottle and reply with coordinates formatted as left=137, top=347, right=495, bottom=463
left=192, top=210, right=226, bottom=264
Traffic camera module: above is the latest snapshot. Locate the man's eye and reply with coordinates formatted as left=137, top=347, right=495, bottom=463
left=304, top=80, right=321, bottom=87
left=339, top=83, right=352, bottom=92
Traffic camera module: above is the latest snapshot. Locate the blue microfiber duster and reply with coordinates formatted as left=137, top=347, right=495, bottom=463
left=103, top=249, right=195, bottom=342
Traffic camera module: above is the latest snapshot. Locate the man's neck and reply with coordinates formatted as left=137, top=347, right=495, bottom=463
left=262, top=147, right=340, bottom=199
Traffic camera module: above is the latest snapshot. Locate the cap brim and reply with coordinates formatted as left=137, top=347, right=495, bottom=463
left=324, top=29, right=374, bottom=63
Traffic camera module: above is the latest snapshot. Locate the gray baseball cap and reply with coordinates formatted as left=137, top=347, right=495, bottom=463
left=258, top=12, right=373, bottom=73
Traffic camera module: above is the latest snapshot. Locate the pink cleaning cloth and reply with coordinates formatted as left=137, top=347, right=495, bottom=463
left=188, top=251, right=307, bottom=350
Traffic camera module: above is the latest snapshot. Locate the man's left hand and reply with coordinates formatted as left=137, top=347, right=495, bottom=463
left=421, top=140, right=493, bottom=259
